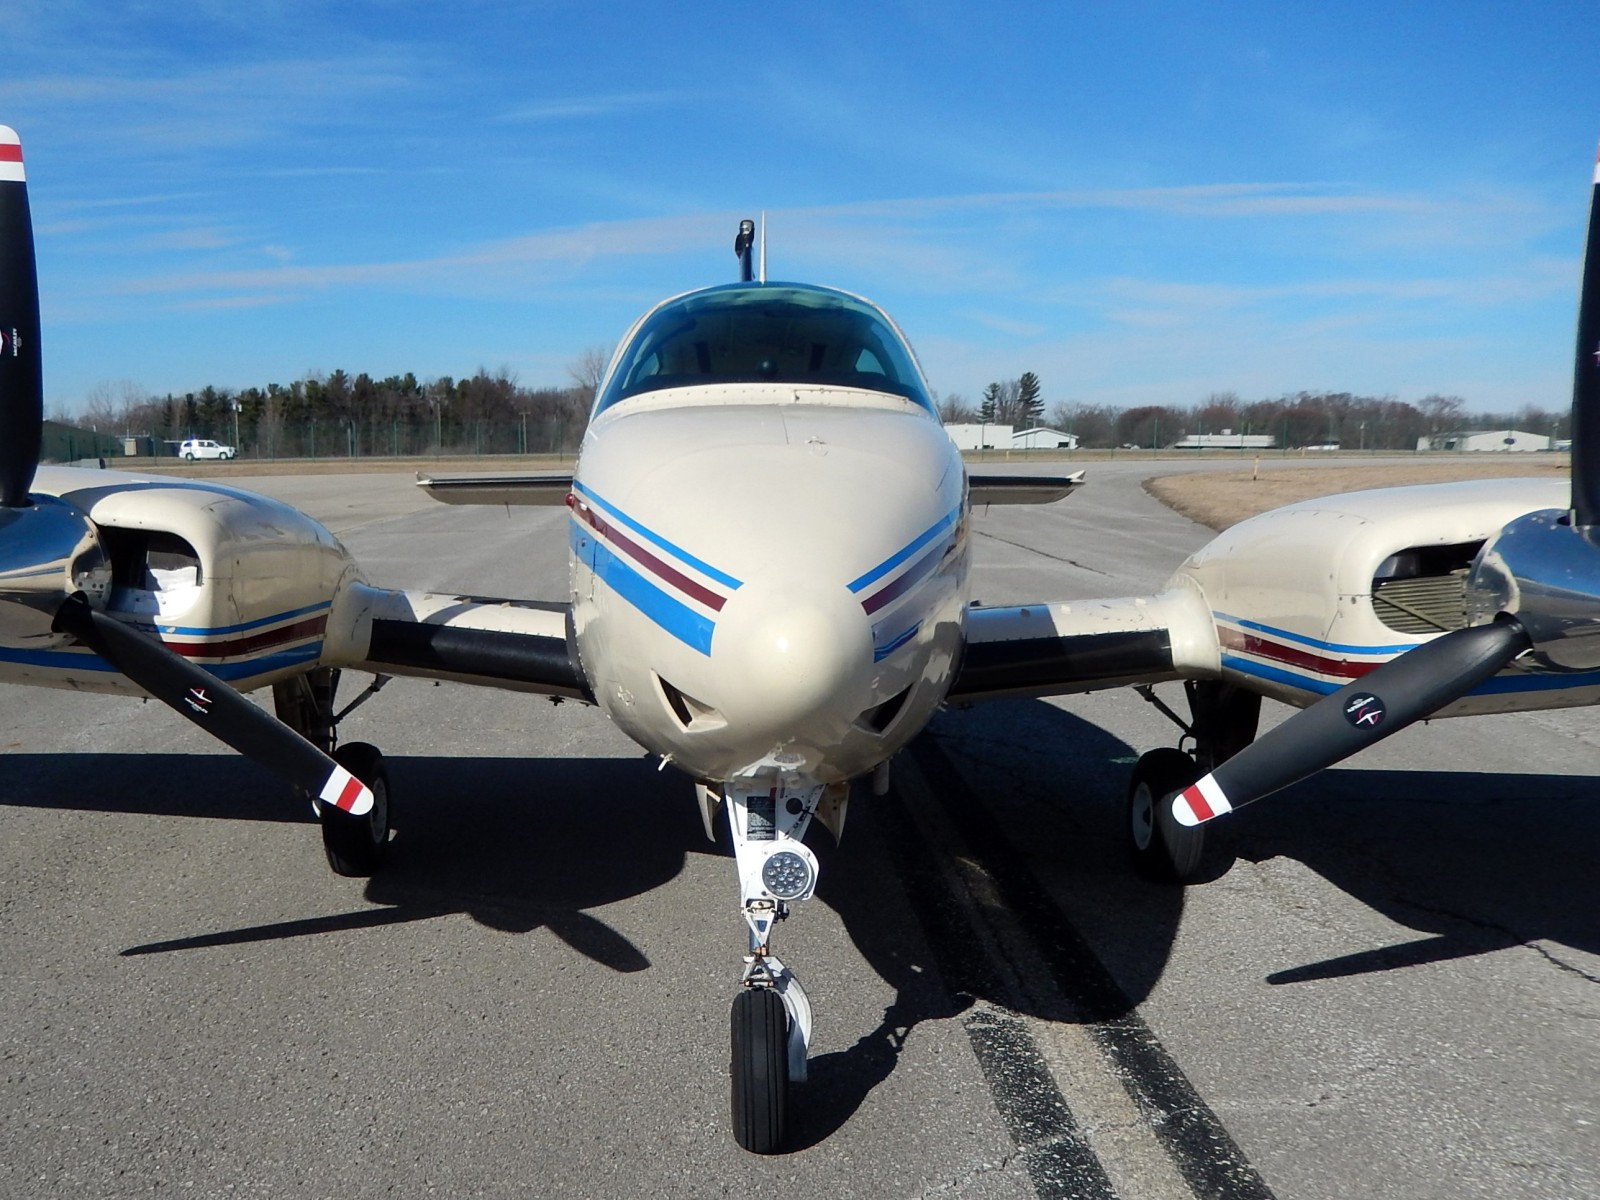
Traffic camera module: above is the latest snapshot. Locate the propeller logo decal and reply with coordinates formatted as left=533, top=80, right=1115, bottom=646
left=0, top=327, right=16, bottom=357
left=184, top=687, right=213, bottom=715
left=1343, top=692, right=1385, bottom=729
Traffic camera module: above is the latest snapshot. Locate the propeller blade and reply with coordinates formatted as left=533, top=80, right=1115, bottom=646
left=0, top=126, right=42, bottom=509
left=1570, top=143, right=1600, bottom=526
left=53, top=596, right=373, bottom=815
left=1172, top=620, right=1532, bottom=826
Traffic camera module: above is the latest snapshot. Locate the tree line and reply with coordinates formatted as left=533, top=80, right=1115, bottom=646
left=55, top=364, right=1569, bottom=458
left=937, top=383, right=1569, bottom=451
left=57, top=356, right=606, bottom=459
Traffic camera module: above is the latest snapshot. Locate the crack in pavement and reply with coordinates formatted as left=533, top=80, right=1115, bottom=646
left=974, top=529, right=1112, bottom=575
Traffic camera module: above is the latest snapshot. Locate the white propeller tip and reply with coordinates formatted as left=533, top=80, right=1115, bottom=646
left=320, top=765, right=374, bottom=816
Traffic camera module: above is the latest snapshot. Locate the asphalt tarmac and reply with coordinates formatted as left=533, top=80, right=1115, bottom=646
left=2, top=459, right=1596, bottom=1198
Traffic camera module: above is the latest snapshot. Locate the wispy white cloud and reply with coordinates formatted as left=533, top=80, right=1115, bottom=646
left=496, top=92, right=688, bottom=123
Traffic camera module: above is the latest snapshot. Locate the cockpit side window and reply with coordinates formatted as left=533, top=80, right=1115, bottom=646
left=595, top=284, right=933, bottom=414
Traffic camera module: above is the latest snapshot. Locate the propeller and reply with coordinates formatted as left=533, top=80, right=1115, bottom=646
left=0, top=125, right=371, bottom=817
left=1173, top=142, right=1600, bottom=829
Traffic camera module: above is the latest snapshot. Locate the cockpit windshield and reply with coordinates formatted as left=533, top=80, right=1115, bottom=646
left=594, top=283, right=932, bottom=415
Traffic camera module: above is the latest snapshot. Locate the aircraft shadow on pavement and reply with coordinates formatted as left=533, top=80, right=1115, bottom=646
left=10, top=720, right=1590, bottom=1151
left=5, top=751, right=698, bottom=971
left=924, top=697, right=1600, bottom=1004
left=1234, top=766, right=1600, bottom=984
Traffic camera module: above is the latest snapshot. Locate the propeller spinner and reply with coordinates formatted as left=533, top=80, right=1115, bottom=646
left=1171, top=143, right=1600, bottom=829
left=0, top=125, right=372, bottom=817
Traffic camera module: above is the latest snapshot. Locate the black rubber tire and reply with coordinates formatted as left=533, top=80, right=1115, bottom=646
left=1127, top=747, right=1205, bottom=884
left=182, top=452, right=194, bottom=460
left=730, top=987, right=788, bottom=1154
left=319, top=741, right=390, bottom=877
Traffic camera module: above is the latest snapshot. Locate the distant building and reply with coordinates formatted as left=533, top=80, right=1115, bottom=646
left=1417, top=429, right=1552, bottom=452
left=944, top=423, right=1013, bottom=450
left=1170, top=431, right=1274, bottom=450
left=1011, top=426, right=1080, bottom=450
left=944, top=423, right=1080, bottom=451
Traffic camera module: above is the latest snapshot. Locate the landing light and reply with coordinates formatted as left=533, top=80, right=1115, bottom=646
left=760, top=849, right=813, bottom=901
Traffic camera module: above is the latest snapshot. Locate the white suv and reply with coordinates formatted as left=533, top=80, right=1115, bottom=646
left=178, top=438, right=236, bottom=460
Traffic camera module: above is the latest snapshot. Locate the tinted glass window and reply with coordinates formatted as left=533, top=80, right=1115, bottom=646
left=596, top=284, right=931, bottom=413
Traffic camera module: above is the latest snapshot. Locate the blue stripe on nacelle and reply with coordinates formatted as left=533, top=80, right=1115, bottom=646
left=1222, top=651, right=1600, bottom=699
left=570, top=520, right=716, bottom=655
left=1213, top=611, right=1418, bottom=656
left=0, top=641, right=325, bottom=682
left=152, top=600, right=332, bottom=637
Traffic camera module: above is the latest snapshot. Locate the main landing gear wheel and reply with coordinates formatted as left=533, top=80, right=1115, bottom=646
left=731, top=986, right=789, bottom=1154
left=319, top=741, right=390, bottom=877
left=1128, top=747, right=1205, bottom=884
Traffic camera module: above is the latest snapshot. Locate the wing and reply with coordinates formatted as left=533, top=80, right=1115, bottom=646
left=951, top=585, right=1218, bottom=702
left=417, top=473, right=574, bottom=505
left=340, top=585, right=590, bottom=701
left=968, top=472, right=1083, bottom=505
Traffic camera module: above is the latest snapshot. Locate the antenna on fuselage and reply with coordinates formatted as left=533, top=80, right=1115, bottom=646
left=735, top=219, right=755, bottom=282
left=758, top=211, right=767, bottom=283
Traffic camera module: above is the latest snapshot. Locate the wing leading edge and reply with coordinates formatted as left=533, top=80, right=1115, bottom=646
left=952, top=585, right=1219, bottom=702
left=341, top=585, right=590, bottom=701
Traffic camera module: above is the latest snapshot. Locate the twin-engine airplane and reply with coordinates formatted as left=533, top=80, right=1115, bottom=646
left=5, top=126, right=1600, bottom=1153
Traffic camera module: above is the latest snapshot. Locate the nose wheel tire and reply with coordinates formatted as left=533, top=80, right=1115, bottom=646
left=318, top=741, right=390, bottom=877
left=1128, top=747, right=1205, bottom=884
left=730, top=987, right=789, bottom=1154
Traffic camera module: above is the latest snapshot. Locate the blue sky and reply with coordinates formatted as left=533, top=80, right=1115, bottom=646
left=4, top=0, right=1598, bottom=416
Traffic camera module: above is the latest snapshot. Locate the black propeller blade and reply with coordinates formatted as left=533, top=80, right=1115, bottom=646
left=53, top=596, right=373, bottom=814
left=1172, top=620, right=1531, bottom=826
left=1569, top=147, right=1600, bottom=527
left=0, top=125, right=42, bottom=508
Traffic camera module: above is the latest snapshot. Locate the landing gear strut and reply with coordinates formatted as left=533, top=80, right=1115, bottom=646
left=1129, top=680, right=1260, bottom=883
left=721, top=782, right=821, bottom=1154
left=273, top=667, right=394, bottom=876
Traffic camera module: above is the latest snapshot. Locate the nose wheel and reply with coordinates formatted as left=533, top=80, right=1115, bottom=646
left=731, top=985, right=788, bottom=1154
left=721, top=783, right=822, bottom=1154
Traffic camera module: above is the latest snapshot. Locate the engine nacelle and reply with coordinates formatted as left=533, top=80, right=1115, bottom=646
left=5, top=467, right=361, bottom=694
left=1173, top=477, right=1572, bottom=714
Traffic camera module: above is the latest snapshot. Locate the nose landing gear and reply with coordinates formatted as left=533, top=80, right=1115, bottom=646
left=722, top=782, right=822, bottom=1154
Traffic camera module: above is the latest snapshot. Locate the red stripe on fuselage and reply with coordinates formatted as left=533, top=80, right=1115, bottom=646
left=1218, top=625, right=1379, bottom=680
left=859, top=535, right=956, bottom=616
left=572, top=502, right=727, bottom=612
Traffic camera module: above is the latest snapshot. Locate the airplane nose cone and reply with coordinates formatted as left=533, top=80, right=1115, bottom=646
left=714, top=576, right=872, bottom=746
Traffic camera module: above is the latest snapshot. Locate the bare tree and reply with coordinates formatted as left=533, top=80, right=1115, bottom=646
left=935, top=391, right=975, bottom=423
left=568, top=346, right=612, bottom=396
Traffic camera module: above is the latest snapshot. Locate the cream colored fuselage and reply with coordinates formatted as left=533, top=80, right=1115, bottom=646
left=568, top=383, right=968, bottom=785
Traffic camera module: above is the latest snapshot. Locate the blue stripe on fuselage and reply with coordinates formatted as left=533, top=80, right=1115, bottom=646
left=848, top=504, right=962, bottom=595
left=570, top=520, right=715, bottom=655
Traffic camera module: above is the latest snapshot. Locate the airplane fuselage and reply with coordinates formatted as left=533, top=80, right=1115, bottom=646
left=568, top=385, right=968, bottom=785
